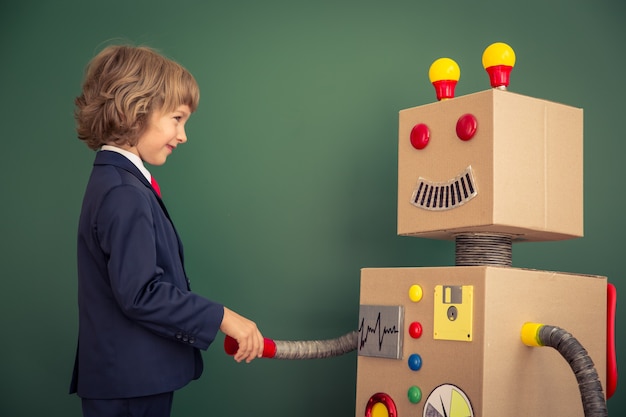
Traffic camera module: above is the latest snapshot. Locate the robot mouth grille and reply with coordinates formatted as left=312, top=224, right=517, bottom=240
left=411, top=166, right=477, bottom=211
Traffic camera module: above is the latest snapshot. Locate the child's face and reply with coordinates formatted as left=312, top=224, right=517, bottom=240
left=134, top=104, right=191, bottom=166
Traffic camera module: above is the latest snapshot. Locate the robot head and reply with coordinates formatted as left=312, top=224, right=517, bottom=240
left=397, top=44, right=583, bottom=242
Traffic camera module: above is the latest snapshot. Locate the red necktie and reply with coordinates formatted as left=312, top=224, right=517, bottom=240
left=151, top=176, right=161, bottom=198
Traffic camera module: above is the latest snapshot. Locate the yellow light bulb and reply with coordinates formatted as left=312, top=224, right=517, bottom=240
left=428, top=58, right=460, bottom=100
left=482, top=42, right=516, bottom=89
left=482, top=42, right=516, bottom=69
left=429, top=58, right=460, bottom=83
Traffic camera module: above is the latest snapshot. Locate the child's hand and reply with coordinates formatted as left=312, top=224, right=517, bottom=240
left=219, top=307, right=264, bottom=363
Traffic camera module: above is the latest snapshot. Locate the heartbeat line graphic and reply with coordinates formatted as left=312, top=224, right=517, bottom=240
left=358, top=312, right=399, bottom=351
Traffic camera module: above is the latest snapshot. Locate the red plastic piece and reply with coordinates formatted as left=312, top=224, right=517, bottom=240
left=410, top=123, right=430, bottom=150
left=365, top=392, right=397, bottom=417
left=456, top=113, right=478, bottom=141
left=409, top=322, right=423, bottom=339
left=432, top=79, right=457, bottom=100
left=607, top=283, right=618, bottom=399
left=485, top=65, right=513, bottom=88
left=224, top=335, right=277, bottom=359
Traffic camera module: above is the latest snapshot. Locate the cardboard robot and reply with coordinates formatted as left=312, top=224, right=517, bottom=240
left=225, top=43, right=617, bottom=417
left=356, top=43, right=615, bottom=417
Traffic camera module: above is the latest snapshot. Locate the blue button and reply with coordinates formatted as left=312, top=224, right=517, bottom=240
left=408, top=353, right=422, bottom=371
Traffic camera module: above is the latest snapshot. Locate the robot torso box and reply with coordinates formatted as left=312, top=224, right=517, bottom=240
left=356, top=266, right=607, bottom=417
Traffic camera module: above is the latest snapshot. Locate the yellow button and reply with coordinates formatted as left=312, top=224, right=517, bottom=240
left=409, top=285, right=423, bottom=302
left=371, top=402, right=389, bottom=417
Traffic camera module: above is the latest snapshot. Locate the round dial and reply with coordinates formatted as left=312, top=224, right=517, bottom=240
left=423, top=384, right=474, bottom=417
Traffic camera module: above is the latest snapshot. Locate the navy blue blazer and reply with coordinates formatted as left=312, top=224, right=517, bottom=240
left=70, top=150, right=224, bottom=399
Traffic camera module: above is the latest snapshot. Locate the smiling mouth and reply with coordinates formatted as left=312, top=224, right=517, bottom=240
left=411, top=166, right=477, bottom=211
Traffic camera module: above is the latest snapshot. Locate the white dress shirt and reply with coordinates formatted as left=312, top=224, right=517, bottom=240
left=100, top=145, right=152, bottom=182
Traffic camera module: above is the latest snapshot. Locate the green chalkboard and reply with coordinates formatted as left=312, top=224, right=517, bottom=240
left=1, top=1, right=624, bottom=416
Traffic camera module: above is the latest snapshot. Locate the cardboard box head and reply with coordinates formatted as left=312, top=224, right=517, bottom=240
left=397, top=89, right=583, bottom=242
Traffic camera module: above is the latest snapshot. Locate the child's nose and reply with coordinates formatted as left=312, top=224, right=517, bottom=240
left=178, top=127, right=188, bottom=143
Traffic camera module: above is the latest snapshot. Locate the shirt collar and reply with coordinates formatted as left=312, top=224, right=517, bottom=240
left=100, top=145, right=152, bottom=182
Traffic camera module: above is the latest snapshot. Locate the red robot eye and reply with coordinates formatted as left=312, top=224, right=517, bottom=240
left=410, top=123, right=430, bottom=150
left=456, top=113, right=477, bottom=141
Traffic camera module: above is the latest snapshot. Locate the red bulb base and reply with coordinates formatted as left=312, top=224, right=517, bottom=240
left=432, top=79, right=457, bottom=101
left=486, top=65, right=513, bottom=88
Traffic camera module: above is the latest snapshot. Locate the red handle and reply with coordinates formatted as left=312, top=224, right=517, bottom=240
left=607, top=283, right=618, bottom=399
left=224, top=335, right=277, bottom=359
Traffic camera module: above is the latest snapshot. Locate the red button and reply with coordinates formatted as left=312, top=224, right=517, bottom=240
left=410, top=123, right=430, bottom=149
left=365, top=393, right=397, bottom=417
left=409, top=322, right=423, bottom=339
left=456, top=113, right=477, bottom=141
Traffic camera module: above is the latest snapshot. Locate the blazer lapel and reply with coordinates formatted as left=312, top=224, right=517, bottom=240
left=94, top=151, right=173, bottom=218
left=93, top=151, right=187, bottom=276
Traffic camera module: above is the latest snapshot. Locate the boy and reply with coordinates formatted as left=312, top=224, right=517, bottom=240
left=70, top=44, right=264, bottom=417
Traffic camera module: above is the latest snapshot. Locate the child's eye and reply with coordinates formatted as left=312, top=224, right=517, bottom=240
left=174, top=116, right=182, bottom=122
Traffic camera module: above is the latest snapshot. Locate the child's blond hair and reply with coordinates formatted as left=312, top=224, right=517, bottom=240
left=75, top=45, right=200, bottom=150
